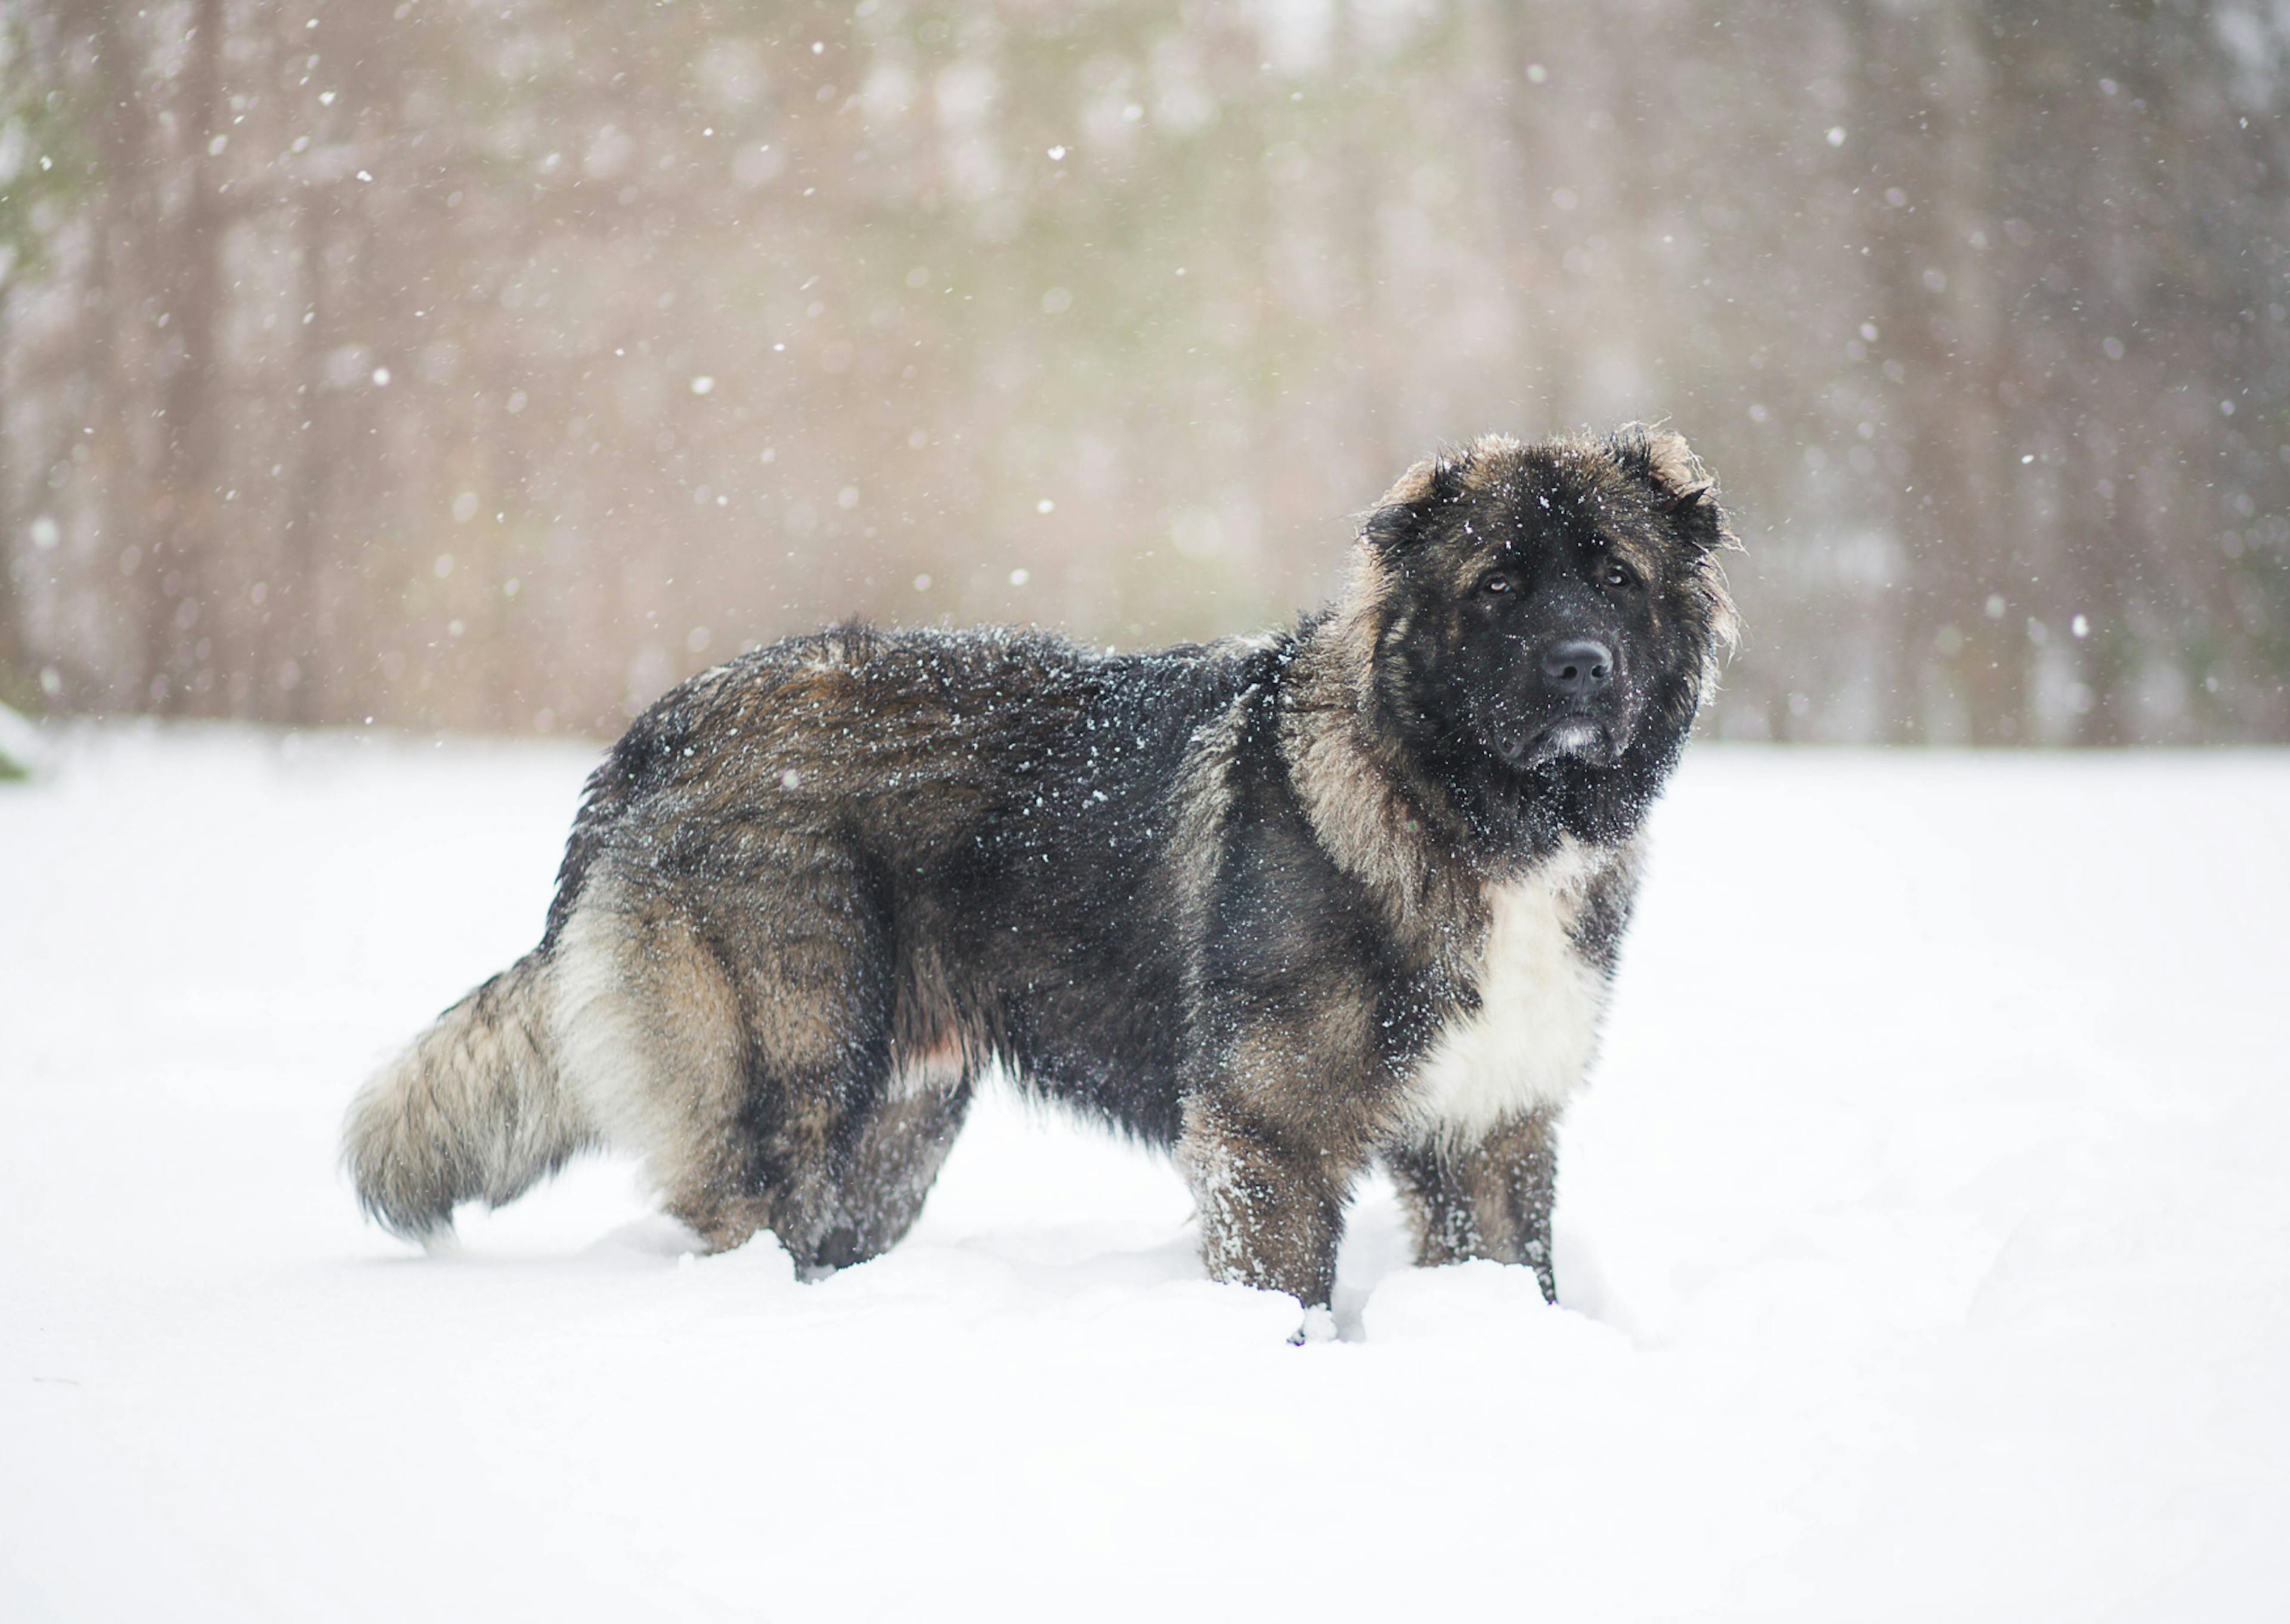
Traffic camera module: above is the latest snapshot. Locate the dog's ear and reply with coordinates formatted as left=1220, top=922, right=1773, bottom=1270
left=1608, top=424, right=1737, bottom=553
left=1359, top=451, right=1465, bottom=556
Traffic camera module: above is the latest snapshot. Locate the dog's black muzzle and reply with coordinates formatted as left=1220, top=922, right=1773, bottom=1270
left=1497, top=635, right=1632, bottom=768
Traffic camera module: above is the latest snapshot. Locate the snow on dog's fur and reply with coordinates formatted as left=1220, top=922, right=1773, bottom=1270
left=344, top=426, right=1738, bottom=1316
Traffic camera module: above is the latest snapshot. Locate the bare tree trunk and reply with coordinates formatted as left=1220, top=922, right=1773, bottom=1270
left=146, top=0, right=226, bottom=715
left=1842, top=0, right=2023, bottom=744
left=1488, top=0, right=1583, bottom=424
left=1333, top=0, right=1391, bottom=475
left=0, top=290, right=23, bottom=705
left=275, top=190, right=335, bottom=726
left=73, top=0, right=153, bottom=708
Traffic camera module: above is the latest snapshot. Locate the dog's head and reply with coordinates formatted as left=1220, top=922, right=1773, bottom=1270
left=1356, top=426, right=1738, bottom=782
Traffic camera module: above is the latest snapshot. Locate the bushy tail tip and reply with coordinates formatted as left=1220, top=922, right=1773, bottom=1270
left=342, top=952, right=591, bottom=1243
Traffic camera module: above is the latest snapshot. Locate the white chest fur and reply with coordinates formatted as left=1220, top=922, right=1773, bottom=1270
left=1404, top=842, right=1612, bottom=1143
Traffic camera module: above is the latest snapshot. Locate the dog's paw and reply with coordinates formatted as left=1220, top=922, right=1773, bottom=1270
left=1288, top=1304, right=1340, bottom=1346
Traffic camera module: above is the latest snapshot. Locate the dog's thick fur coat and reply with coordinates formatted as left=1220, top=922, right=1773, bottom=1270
left=345, top=427, right=1738, bottom=1310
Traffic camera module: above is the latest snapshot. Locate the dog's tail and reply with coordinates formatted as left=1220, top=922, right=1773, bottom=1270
left=342, top=950, right=593, bottom=1244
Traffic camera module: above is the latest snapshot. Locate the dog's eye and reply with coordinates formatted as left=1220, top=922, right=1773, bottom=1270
left=1602, top=562, right=1637, bottom=590
left=1480, top=574, right=1513, bottom=596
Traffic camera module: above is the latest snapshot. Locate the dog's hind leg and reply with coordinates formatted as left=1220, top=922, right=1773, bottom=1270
left=556, top=843, right=972, bottom=1274
left=1385, top=1107, right=1562, bottom=1303
left=676, top=842, right=935, bottom=1273
left=810, top=1066, right=976, bottom=1272
left=553, top=879, right=784, bottom=1253
left=555, top=863, right=884, bottom=1265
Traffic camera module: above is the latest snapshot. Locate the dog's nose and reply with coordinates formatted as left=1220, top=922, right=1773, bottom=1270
left=1541, top=639, right=1614, bottom=697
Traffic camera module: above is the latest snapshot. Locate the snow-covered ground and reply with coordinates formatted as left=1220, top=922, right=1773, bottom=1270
left=3, top=723, right=2285, bottom=1620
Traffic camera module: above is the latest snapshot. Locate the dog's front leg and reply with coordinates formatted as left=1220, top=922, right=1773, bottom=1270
left=1386, top=1107, right=1562, bottom=1303
left=1178, top=1093, right=1350, bottom=1313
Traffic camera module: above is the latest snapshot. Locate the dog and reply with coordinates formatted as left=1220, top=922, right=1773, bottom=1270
left=345, top=426, right=1738, bottom=1317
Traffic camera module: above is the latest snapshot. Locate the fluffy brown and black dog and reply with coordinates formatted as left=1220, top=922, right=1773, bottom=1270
left=345, top=426, right=1738, bottom=1317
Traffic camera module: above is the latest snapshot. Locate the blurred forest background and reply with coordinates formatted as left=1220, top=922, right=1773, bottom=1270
left=1, top=0, right=2285, bottom=745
